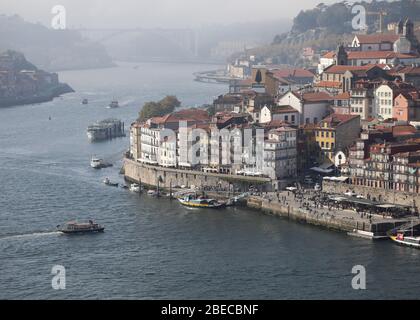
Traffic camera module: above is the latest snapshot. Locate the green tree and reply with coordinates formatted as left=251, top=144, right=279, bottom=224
left=138, top=95, right=181, bottom=122
left=158, top=95, right=181, bottom=109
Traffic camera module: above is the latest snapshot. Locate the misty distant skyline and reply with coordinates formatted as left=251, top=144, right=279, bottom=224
left=1, top=0, right=345, bottom=29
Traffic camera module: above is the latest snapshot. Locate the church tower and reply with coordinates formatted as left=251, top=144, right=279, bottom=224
left=396, top=19, right=404, bottom=35
left=335, top=44, right=348, bottom=66
left=403, top=18, right=414, bottom=38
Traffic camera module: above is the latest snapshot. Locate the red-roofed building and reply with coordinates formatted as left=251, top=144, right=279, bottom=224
left=277, top=90, right=333, bottom=125
left=393, top=91, right=420, bottom=122
left=317, top=64, right=388, bottom=94
left=375, top=81, right=417, bottom=120
left=260, top=105, right=299, bottom=125
left=394, top=66, right=420, bottom=87
left=332, top=91, right=351, bottom=115
left=348, top=140, right=420, bottom=193
left=347, top=51, right=420, bottom=66
left=351, top=34, right=401, bottom=51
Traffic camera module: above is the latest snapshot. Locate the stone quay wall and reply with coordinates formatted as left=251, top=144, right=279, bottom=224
left=123, top=158, right=272, bottom=191
left=322, top=181, right=420, bottom=208
left=247, top=196, right=406, bottom=234
left=247, top=196, right=370, bottom=233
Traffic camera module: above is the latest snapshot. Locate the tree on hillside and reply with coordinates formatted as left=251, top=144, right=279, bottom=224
left=138, top=95, right=181, bottom=122
left=159, top=95, right=181, bottom=109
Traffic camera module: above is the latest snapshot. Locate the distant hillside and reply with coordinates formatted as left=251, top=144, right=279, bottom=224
left=88, top=20, right=290, bottom=64
left=0, top=14, right=114, bottom=71
left=246, top=0, right=420, bottom=66
left=0, top=50, right=74, bottom=108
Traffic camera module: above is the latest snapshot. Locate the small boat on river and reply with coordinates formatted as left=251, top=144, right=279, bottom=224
left=178, top=195, right=225, bottom=209
left=103, top=177, right=119, bottom=187
left=389, top=220, right=420, bottom=249
left=129, top=183, right=141, bottom=193
left=91, top=157, right=113, bottom=169
left=57, top=220, right=104, bottom=234
left=108, top=101, right=119, bottom=108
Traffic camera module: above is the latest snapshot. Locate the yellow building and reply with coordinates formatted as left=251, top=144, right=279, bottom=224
left=314, top=114, right=360, bottom=163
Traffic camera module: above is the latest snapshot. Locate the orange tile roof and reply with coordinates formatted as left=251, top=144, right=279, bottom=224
left=315, top=80, right=342, bottom=88
left=322, top=51, right=336, bottom=59
left=271, top=68, right=314, bottom=79
left=318, top=114, right=360, bottom=127
left=355, top=34, right=400, bottom=44
left=150, top=108, right=210, bottom=124
left=348, top=51, right=419, bottom=60
left=396, top=66, right=420, bottom=75
left=323, top=64, right=378, bottom=74
left=271, top=105, right=298, bottom=114
left=301, top=91, right=333, bottom=102
left=333, top=92, right=351, bottom=100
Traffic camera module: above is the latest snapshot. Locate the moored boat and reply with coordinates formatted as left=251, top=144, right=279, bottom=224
left=108, top=101, right=119, bottom=108
left=147, top=189, right=160, bottom=197
left=178, top=195, right=226, bottom=209
left=103, top=177, right=119, bottom=187
left=91, top=157, right=103, bottom=169
left=388, top=220, right=420, bottom=248
left=87, top=119, right=125, bottom=142
left=82, top=98, right=88, bottom=105
left=390, top=233, right=420, bottom=248
left=57, top=220, right=104, bottom=234
left=129, top=183, right=141, bottom=193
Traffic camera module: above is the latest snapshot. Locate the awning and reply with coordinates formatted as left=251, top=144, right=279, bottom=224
left=320, top=162, right=334, bottom=169
left=323, top=176, right=349, bottom=182
left=376, top=204, right=396, bottom=209
left=310, top=167, right=334, bottom=173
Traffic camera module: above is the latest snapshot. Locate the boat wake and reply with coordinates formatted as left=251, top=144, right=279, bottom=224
left=0, top=231, right=61, bottom=242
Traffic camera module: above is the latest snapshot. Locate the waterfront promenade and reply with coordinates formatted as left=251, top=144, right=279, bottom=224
left=247, top=189, right=416, bottom=238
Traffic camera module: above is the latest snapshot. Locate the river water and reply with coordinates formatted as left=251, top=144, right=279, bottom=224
left=0, top=62, right=419, bottom=299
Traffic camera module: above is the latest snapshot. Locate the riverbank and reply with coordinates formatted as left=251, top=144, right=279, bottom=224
left=246, top=192, right=412, bottom=239
left=193, top=69, right=237, bottom=84
left=0, top=83, right=74, bottom=108
left=123, top=159, right=413, bottom=240
left=123, top=158, right=271, bottom=192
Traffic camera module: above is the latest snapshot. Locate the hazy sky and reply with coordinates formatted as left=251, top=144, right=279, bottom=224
left=0, top=0, right=341, bottom=29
